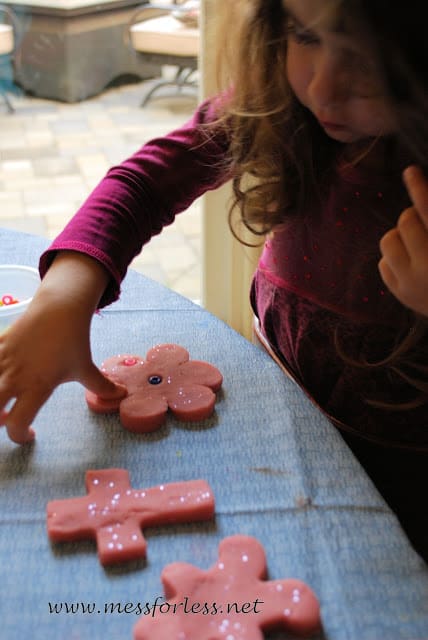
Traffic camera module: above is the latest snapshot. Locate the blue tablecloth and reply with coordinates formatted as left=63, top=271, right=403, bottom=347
left=1, top=228, right=427, bottom=640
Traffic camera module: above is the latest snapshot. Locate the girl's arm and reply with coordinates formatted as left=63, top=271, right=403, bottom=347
left=0, top=251, right=126, bottom=444
left=379, top=166, right=428, bottom=317
left=40, top=98, right=230, bottom=307
left=0, top=99, right=230, bottom=444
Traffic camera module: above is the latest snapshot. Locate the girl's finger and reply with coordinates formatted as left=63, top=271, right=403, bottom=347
left=378, top=256, right=398, bottom=293
left=396, top=207, right=428, bottom=260
left=3, top=390, right=45, bottom=443
left=403, top=166, right=428, bottom=229
left=78, top=363, right=127, bottom=400
left=379, top=227, right=410, bottom=272
left=0, top=386, right=14, bottom=418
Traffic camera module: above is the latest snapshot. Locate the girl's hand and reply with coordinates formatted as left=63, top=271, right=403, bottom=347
left=0, top=252, right=125, bottom=445
left=379, top=166, right=428, bottom=317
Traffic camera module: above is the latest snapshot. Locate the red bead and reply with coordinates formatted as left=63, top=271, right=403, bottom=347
left=123, top=357, right=138, bottom=367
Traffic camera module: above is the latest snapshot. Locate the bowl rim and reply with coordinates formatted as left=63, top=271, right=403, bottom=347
left=0, top=264, right=40, bottom=314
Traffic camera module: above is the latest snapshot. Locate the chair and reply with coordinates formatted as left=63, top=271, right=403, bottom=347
left=129, top=1, right=199, bottom=106
left=0, top=4, right=18, bottom=113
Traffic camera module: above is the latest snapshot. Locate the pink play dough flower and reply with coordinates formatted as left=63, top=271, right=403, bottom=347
left=86, top=344, right=222, bottom=433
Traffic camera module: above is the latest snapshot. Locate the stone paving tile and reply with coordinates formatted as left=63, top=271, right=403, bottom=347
left=0, top=134, right=28, bottom=153
left=32, top=156, right=79, bottom=177
left=1, top=145, right=56, bottom=161
left=0, top=190, right=24, bottom=215
left=52, top=174, right=86, bottom=187
left=0, top=81, right=202, bottom=302
left=25, top=128, right=55, bottom=144
left=75, top=153, right=110, bottom=180
left=2, top=176, right=52, bottom=190
left=49, top=119, right=91, bottom=135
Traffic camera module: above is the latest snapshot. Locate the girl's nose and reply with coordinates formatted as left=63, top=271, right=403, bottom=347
left=308, top=55, right=348, bottom=109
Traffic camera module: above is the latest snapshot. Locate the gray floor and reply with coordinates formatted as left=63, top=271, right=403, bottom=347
left=0, top=80, right=201, bottom=302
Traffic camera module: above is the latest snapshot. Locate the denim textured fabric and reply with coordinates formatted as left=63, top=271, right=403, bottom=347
left=1, top=228, right=428, bottom=640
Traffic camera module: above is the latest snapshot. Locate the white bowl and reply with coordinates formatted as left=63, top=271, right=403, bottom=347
left=0, top=265, right=40, bottom=332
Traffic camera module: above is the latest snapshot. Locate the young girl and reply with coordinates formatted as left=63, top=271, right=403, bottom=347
left=0, top=0, right=427, bottom=560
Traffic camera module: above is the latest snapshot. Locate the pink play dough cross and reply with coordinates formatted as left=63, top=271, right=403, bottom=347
left=47, top=469, right=215, bottom=565
left=85, top=344, right=223, bottom=433
left=134, top=535, right=321, bottom=639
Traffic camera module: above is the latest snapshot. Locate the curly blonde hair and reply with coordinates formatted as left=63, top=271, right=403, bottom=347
left=213, top=0, right=344, bottom=238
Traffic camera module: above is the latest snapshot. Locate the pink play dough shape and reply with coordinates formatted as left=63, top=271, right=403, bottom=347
left=134, top=534, right=321, bottom=639
left=46, top=469, right=215, bottom=565
left=85, top=344, right=223, bottom=433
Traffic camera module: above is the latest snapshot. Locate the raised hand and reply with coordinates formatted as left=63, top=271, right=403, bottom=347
left=379, top=165, right=428, bottom=317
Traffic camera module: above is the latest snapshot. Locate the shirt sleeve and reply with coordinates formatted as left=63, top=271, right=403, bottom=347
left=39, top=97, right=231, bottom=307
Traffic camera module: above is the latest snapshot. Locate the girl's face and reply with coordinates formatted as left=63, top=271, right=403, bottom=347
left=284, top=0, right=396, bottom=143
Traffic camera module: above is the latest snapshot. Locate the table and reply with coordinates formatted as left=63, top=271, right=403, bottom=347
left=4, top=0, right=157, bottom=102
left=0, top=227, right=427, bottom=640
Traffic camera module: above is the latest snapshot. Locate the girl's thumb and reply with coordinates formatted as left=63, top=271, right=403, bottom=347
left=81, top=364, right=127, bottom=400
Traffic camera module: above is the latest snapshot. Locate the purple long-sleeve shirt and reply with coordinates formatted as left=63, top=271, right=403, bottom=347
left=40, top=99, right=427, bottom=450
left=40, top=99, right=229, bottom=308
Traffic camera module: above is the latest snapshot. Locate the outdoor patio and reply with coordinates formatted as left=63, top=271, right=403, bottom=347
left=0, top=78, right=201, bottom=302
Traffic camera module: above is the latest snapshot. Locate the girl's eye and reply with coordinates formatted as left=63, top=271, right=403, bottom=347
left=286, top=20, right=319, bottom=46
